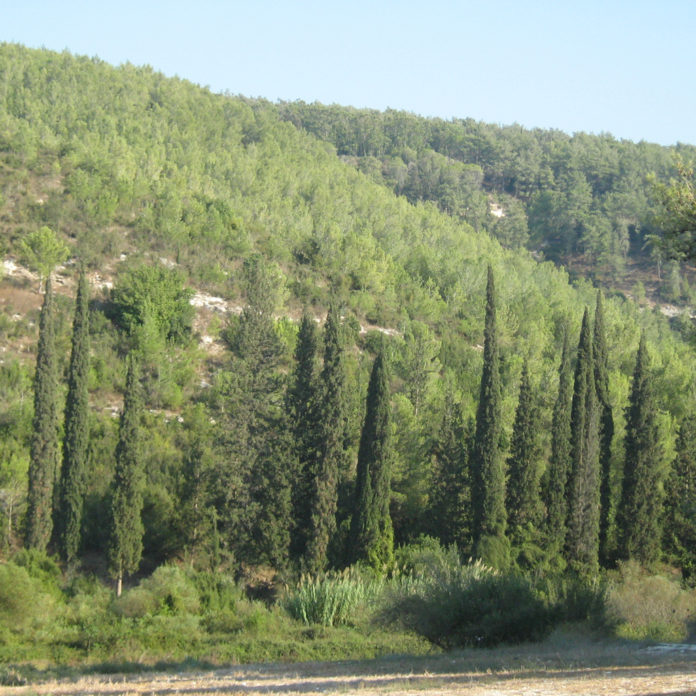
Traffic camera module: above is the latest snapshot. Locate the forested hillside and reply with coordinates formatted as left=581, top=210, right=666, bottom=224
left=1, top=44, right=696, bottom=664
left=278, top=101, right=696, bottom=299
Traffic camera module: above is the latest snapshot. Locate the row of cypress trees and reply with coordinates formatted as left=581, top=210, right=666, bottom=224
left=467, top=266, right=667, bottom=574
left=21, top=261, right=694, bottom=583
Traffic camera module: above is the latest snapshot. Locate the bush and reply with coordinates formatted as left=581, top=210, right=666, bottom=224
left=284, top=568, right=383, bottom=627
left=114, top=565, right=200, bottom=618
left=384, top=559, right=555, bottom=648
left=604, top=561, right=696, bottom=642
left=0, top=562, right=57, bottom=633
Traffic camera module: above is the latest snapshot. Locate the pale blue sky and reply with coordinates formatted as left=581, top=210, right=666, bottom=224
left=3, top=1, right=695, bottom=146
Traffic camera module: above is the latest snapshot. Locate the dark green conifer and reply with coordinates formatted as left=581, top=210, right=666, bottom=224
left=545, top=328, right=573, bottom=552
left=349, top=352, right=394, bottom=569
left=25, top=276, right=59, bottom=551
left=429, top=391, right=470, bottom=551
left=506, top=361, right=542, bottom=541
left=305, top=303, right=346, bottom=572
left=664, top=414, right=696, bottom=581
left=617, top=334, right=663, bottom=565
left=471, top=266, right=508, bottom=566
left=593, top=290, right=615, bottom=566
left=566, top=309, right=600, bottom=574
left=108, top=354, right=144, bottom=596
left=56, top=268, right=90, bottom=565
left=287, top=312, right=320, bottom=560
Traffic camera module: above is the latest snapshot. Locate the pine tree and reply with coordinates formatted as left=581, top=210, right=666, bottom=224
left=506, top=361, right=542, bottom=542
left=108, top=354, right=144, bottom=597
left=25, top=276, right=59, bottom=551
left=593, top=290, right=615, bottom=566
left=429, top=390, right=470, bottom=550
left=471, top=266, right=508, bottom=567
left=664, top=414, right=696, bottom=581
left=349, top=352, right=394, bottom=569
left=566, top=309, right=601, bottom=574
left=305, top=303, right=347, bottom=572
left=286, top=312, right=320, bottom=560
left=617, top=334, right=663, bottom=565
left=545, top=328, right=573, bottom=553
left=56, top=268, right=90, bottom=565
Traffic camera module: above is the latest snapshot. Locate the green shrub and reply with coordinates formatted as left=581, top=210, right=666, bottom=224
left=385, top=560, right=554, bottom=648
left=604, top=561, right=696, bottom=642
left=114, top=565, right=200, bottom=618
left=0, top=562, right=57, bottom=633
left=284, top=568, right=383, bottom=627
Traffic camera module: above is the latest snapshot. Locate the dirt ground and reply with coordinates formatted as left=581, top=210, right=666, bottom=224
left=6, top=643, right=696, bottom=696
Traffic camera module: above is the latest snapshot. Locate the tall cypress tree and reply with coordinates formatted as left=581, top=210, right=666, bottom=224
left=108, top=354, right=144, bottom=597
left=429, top=390, right=470, bottom=551
left=471, top=266, right=507, bottom=566
left=593, top=290, right=615, bottom=566
left=664, top=414, right=696, bottom=581
left=287, top=312, right=320, bottom=560
left=545, top=327, right=573, bottom=553
left=25, top=276, right=59, bottom=551
left=349, top=352, right=393, bottom=569
left=506, top=361, right=542, bottom=543
left=566, top=309, right=601, bottom=574
left=305, top=303, right=347, bottom=572
left=617, top=334, right=663, bottom=565
left=56, top=268, right=90, bottom=565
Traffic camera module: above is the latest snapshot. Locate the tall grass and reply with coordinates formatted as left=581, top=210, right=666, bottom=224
left=283, top=568, right=383, bottom=627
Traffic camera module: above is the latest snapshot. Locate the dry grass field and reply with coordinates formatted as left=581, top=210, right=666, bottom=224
left=6, top=636, right=696, bottom=696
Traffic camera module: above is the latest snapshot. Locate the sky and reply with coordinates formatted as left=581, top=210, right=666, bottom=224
left=3, top=0, right=696, bottom=146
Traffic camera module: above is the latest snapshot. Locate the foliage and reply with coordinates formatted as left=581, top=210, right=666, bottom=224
left=110, top=264, right=194, bottom=344
left=384, top=559, right=554, bottom=648
left=19, top=226, right=69, bottom=280
left=604, top=561, right=696, bottom=642
left=283, top=568, right=382, bottom=627
left=24, top=277, right=59, bottom=551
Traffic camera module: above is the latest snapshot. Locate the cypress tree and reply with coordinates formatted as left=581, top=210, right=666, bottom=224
left=617, top=334, right=663, bottom=565
left=225, top=254, right=293, bottom=569
left=593, top=290, right=615, bottom=566
left=506, top=361, right=542, bottom=542
left=349, top=352, right=394, bottom=569
left=305, top=303, right=346, bottom=572
left=545, top=328, right=573, bottom=552
left=108, top=354, right=144, bottom=597
left=566, top=309, right=601, bottom=574
left=471, top=266, right=508, bottom=566
left=429, top=390, right=470, bottom=550
left=25, top=276, right=59, bottom=551
left=286, top=312, right=320, bottom=560
left=56, top=268, right=90, bottom=565
left=664, top=414, right=696, bottom=581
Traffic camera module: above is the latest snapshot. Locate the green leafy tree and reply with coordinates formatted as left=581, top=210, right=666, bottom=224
left=506, top=362, right=542, bottom=547
left=593, top=290, right=615, bottom=567
left=664, top=414, right=696, bottom=582
left=55, top=269, right=90, bottom=565
left=108, top=354, right=144, bottom=596
left=566, top=309, right=600, bottom=575
left=349, top=352, right=394, bottom=570
left=545, top=328, right=573, bottom=554
left=20, top=226, right=69, bottom=281
left=111, top=264, right=194, bottom=343
left=305, top=303, right=347, bottom=572
left=24, top=277, right=59, bottom=551
left=617, top=334, right=663, bottom=565
left=471, top=266, right=508, bottom=568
